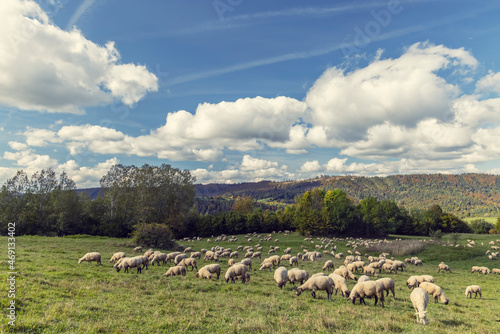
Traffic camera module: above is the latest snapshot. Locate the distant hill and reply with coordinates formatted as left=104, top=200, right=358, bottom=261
left=78, top=173, right=500, bottom=218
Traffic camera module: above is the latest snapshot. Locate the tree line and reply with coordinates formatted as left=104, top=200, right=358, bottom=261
left=1, top=166, right=495, bottom=239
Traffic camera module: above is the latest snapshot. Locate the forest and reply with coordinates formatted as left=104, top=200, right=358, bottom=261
left=2, top=165, right=498, bottom=243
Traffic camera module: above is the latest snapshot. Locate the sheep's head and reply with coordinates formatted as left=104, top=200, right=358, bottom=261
left=343, top=289, right=350, bottom=298
left=417, top=311, right=428, bottom=325
left=296, top=288, right=303, bottom=296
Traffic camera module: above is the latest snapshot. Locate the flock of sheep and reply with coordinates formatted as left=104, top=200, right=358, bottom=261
left=78, top=233, right=500, bottom=326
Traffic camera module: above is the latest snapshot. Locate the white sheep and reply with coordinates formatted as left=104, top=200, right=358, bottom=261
left=259, top=261, right=273, bottom=271
left=322, top=260, right=335, bottom=271
left=109, top=252, right=126, bottom=263
left=406, top=275, right=434, bottom=289
left=133, top=246, right=142, bottom=252
left=362, top=266, right=379, bottom=277
left=274, top=267, right=288, bottom=289
left=493, top=268, right=500, bottom=275
left=465, top=285, right=482, bottom=299
left=196, top=266, right=213, bottom=279
left=225, top=263, right=249, bottom=283
left=78, top=252, right=101, bottom=265
left=349, top=281, right=385, bottom=307
left=290, top=256, right=298, bottom=267
left=358, top=275, right=371, bottom=282
left=410, top=288, right=429, bottom=325
left=419, top=282, right=449, bottom=304
left=166, top=251, right=181, bottom=263
left=296, top=276, right=334, bottom=300
left=190, top=252, right=202, bottom=259
left=179, top=257, right=198, bottom=271
left=196, top=264, right=221, bottom=279
left=328, top=273, right=350, bottom=298
left=115, top=256, right=143, bottom=274
left=438, top=262, right=452, bottom=273
left=239, top=258, right=252, bottom=270
left=163, top=265, right=186, bottom=277
left=333, top=266, right=357, bottom=281
left=150, top=253, right=168, bottom=266
left=376, top=277, right=395, bottom=298
left=287, top=268, right=309, bottom=285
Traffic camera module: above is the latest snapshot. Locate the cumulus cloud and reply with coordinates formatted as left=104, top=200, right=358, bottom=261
left=0, top=0, right=158, bottom=114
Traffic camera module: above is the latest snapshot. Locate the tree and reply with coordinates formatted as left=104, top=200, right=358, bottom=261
left=232, top=195, right=255, bottom=214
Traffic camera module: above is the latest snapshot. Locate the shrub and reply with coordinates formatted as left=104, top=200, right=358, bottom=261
left=469, top=219, right=494, bottom=234
left=131, top=223, right=177, bottom=249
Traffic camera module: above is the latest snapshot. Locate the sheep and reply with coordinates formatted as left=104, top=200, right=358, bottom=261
left=163, top=265, right=186, bottom=277
left=179, top=257, right=198, bottom=271
left=471, top=266, right=481, bottom=273
left=333, top=266, right=357, bottom=281
left=290, top=256, right=298, bottom=267
left=328, top=273, right=350, bottom=298
left=115, top=256, right=143, bottom=274
left=109, top=252, right=126, bottom=263
left=150, top=253, right=168, bottom=266
left=362, top=266, right=379, bottom=277
left=196, top=264, right=221, bottom=279
left=190, top=252, right=202, bottom=259
left=274, top=267, right=288, bottom=289
left=259, top=261, right=273, bottom=271
left=479, top=266, right=490, bottom=275
left=419, top=282, right=449, bottom=304
left=406, top=275, right=434, bottom=289
left=225, top=263, right=249, bottom=283
left=381, top=262, right=397, bottom=274
left=465, top=285, right=482, bottom=299
left=133, top=246, right=142, bottom=252
left=239, top=258, right=252, bottom=270
left=392, top=260, right=406, bottom=272
left=414, top=259, right=423, bottom=266
left=493, top=268, right=500, bottom=275
left=228, top=258, right=235, bottom=267
left=296, top=276, right=334, bottom=300
left=287, top=268, right=310, bottom=285
left=410, top=288, right=429, bottom=325
left=280, top=254, right=292, bottom=263
left=78, top=252, right=101, bottom=265
left=196, top=266, right=213, bottom=279
left=358, top=275, right=371, bottom=282
left=349, top=281, right=385, bottom=307
left=322, top=260, right=335, bottom=271
left=438, top=262, right=452, bottom=273
left=251, top=251, right=262, bottom=259
left=166, top=251, right=181, bottom=263
left=174, top=253, right=188, bottom=265
left=144, top=250, right=155, bottom=258
left=376, top=277, right=395, bottom=298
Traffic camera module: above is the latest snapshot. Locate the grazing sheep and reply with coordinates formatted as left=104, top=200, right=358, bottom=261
left=225, top=263, right=249, bottom=283
left=410, top=288, right=429, bottom=325
left=274, top=267, right=288, bottom=289
left=414, top=259, right=423, bottom=266
left=196, top=266, right=213, bottom=279
left=179, top=257, right=198, bottom=271
left=109, top=252, right=126, bottom=263
left=296, top=276, right=334, bottom=300
left=358, top=275, right=371, bottom=282
left=407, top=275, right=434, bottom=289
left=287, top=268, right=310, bottom=285
left=465, top=285, right=482, bottom=299
left=251, top=251, right=262, bottom=259
left=381, top=262, right=397, bottom=274
left=144, top=250, right=155, bottom=258
left=419, top=282, right=449, bottom=304
left=166, top=252, right=181, bottom=263
left=322, top=260, right=335, bottom=271
left=471, top=266, right=481, bottom=273
left=151, top=253, right=169, bottom=266
left=438, top=262, right=452, bottom=273
left=115, top=256, right=143, bottom=274
left=163, top=265, right=186, bottom=277
left=393, top=260, right=406, bottom=272
left=190, top=252, right=202, bottom=259
left=240, top=258, right=252, bottom=270
left=290, top=256, right=299, bottom=267
left=493, top=268, right=500, bottom=274
left=196, top=264, right=221, bottom=279
left=328, top=273, right=350, bottom=298
left=349, top=281, right=385, bottom=307
left=259, top=261, right=273, bottom=271
left=174, top=253, right=188, bottom=265
left=133, top=246, right=142, bottom=252
left=228, top=258, right=235, bottom=267
left=280, top=254, right=292, bottom=263
left=363, top=266, right=379, bottom=277
left=333, top=266, right=357, bottom=281
left=479, top=266, right=490, bottom=275
left=78, top=252, right=101, bottom=265
left=376, top=277, right=395, bottom=298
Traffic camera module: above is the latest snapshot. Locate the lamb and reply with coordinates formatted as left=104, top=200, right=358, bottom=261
left=376, top=277, right=395, bottom=299
left=419, top=282, right=449, bottom=304
left=109, top=252, right=126, bottom=263
left=225, top=263, right=249, bottom=283
left=414, top=259, right=423, bottom=266
left=163, top=265, right=186, bottom=277
left=78, top=252, right=101, bottom=265
left=358, top=275, right=371, bottom=282
left=322, top=260, right=335, bottom=271
left=328, top=273, right=350, bottom=298
left=438, top=262, right=452, bottom=273
left=410, top=288, right=429, bottom=325
left=115, top=256, right=143, bottom=274
left=333, top=266, right=357, bottom=281
left=274, top=267, right=288, bottom=289
left=296, top=276, right=334, bottom=300
left=349, top=281, right=385, bottom=307
left=287, top=268, right=310, bottom=285
left=196, top=264, right=221, bottom=279
left=465, top=285, right=482, bottom=299
left=174, top=253, right=188, bottom=265
left=179, top=257, right=198, bottom=271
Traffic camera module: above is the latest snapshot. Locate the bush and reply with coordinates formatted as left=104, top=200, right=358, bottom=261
left=131, top=223, right=177, bottom=249
left=469, top=219, right=494, bottom=234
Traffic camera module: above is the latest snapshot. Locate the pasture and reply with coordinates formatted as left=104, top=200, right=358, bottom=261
left=1, top=232, right=499, bottom=333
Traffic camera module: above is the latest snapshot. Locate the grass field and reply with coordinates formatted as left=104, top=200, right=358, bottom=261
left=463, top=217, right=498, bottom=224
left=1, top=232, right=499, bottom=333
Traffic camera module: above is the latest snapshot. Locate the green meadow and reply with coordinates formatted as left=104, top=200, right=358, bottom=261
left=1, top=233, right=499, bottom=333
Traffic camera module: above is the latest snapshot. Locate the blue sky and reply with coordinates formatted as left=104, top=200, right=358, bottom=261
left=1, top=0, right=500, bottom=187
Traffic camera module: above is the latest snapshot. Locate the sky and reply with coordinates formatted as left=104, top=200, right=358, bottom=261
left=1, top=0, right=500, bottom=188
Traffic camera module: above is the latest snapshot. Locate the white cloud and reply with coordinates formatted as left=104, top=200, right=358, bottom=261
left=0, top=0, right=158, bottom=114
left=476, top=71, right=500, bottom=95
left=8, top=141, right=28, bottom=151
